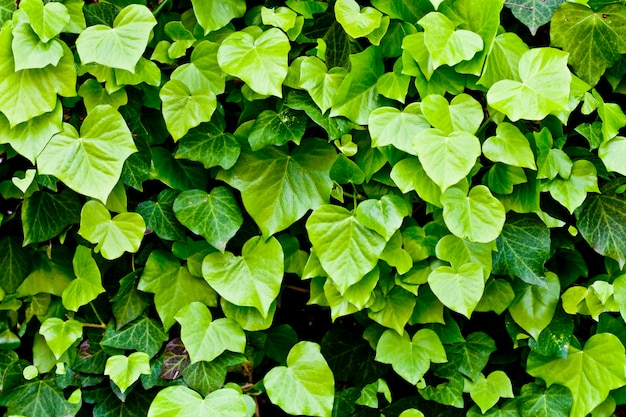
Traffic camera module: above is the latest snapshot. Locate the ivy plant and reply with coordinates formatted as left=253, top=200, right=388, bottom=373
left=1, top=0, right=626, bottom=416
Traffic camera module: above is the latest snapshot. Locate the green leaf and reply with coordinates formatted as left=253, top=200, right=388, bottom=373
left=542, top=159, right=599, bottom=213
left=356, top=195, right=410, bottom=241
left=11, top=22, right=64, bottom=71
left=482, top=122, right=537, bottom=169
left=148, top=386, right=248, bottom=417
left=111, top=271, right=150, bottom=329
left=375, top=328, right=446, bottom=385
left=222, top=299, right=276, bottom=331
left=518, top=383, right=572, bottom=417
left=436, top=234, right=493, bottom=278
left=218, top=139, right=335, bottom=237
left=428, top=263, right=485, bottom=318
left=262, top=6, right=298, bottom=32
left=508, top=272, right=560, bottom=339
left=62, top=246, right=105, bottom=312
left=487, top=48, right=572, bottom=121
left=368, top=286, right=417, bottom=334
left=101, top=315, right=167, bottom=359
left=78, top=200, right=146, bottom=260
left=390, top=157, right=442, bottom=206
left=76, top=4, right=156, bottom=72
left=418, top=12, right=483, bottom=69
left=175, top=302, right=246, bottom=363
left=465, top=371, right=514, bottom=413
left=264, top=341, right=335, bottom=417
left=22, top=189, right=80, bottom=245
left=419, top=373, right=464, bottom=408
left=551, top=3, right=626, bottom=85
left=217, top=28, right=290, bottom=97
left=506, top=0, right=566, bottom=35
left=136, top=189, right=186, bottom=242
left=175, top=122, right=240, bottom=171
left=335, top=0, right=382, bottom=38
left=105, top=352, right=150, bottom=392
left=478, top=32, right=529, bottom=88
left=421, top=93, right=483, bottom=135
left=576, top=180, right=626, bottom=268
left=493, top=214, right=551, bottom=286
left=170, top=41, right=225, bottom=96
left=160, top=79, right=217, bottom=141
left=39, top=317, right=82, bottom=359
left=356, top=378, right=392, bottom=408
left=150, top=146, right=209, bottom=191
left=0, top=236, right=31, bottom=294
left=248, top=107, right=307, bottom=150
left=307, top=204, right=387, bottom=293
left=413, top=129, right=481, bottom=192
left=37, top=105, right=137, bottom=203
left=202, top=236, right=283, bottom=317
left=368, top=104, right=430, bottom=154
left=78, top=78, right=128, bottom=112
left=173, top=187, right=242, bottom=252
left=182, top=353, right=246, bottom=396
left=527, top=333, right=626, bottom=417
left=439, top=332, right=497, bottom=381
left=16, top=252, right=72, bottom=297
left=191, top=0, right=245, bottom=35
left=20, top=0, right=69, bottom=42
left=599, top=136, right=626, bottom=176
left=299, top=57, right=347, bottom=113
left=0, top=378, right=81, bottom=417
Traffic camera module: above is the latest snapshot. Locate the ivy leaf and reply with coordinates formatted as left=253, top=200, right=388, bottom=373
left=37, top=105, right=137, bottom=203
left=264, top=341, right=335, bottom=417
left=0, top=236, right=31, bottom=294
left=542, top=159, right=599, bottom=213
left=139, top=250, right=218, bottom=331
left=248, top=107, right=308, bottom=151
left=368, top=104, right=430, bottom=154
left=493, top=214, right=551, bottom=286
left=175, top=302, right=246, bottom=364
left=62, top=246, right=105, bottom=312
left=147, top=386, right=248, bottom=417
left=421, top=94, right=483, bottom=135
left=487, top=48, right=571, bottom=121
left=160, top=338, right=190, bottom=380
left=101, top=315, right=168, bottom=359
left=173, top=187, right=242, bottom=252
left=190, top=0, right=245, bottom=35
left=78, top=78, right=128, bottom=112
left=39, top=317, right=82, bottom=359
left=20, top=0, right=69, bottom=42
left=478, top=32, right=529, bottom=88
left=527, top=333, right=626, bottom=417
left=218, top=139, right=335, bottom=237
left=22, top=189, right=80, bottom=245
left=599, top=136, right=626, bottom=176
left=76, top=4, right=156, bottom=72
left=508, top=272, right=560, bottom=340
left=368, top=287, right=417, bottom=334
left=335, top=0, right=382, bottom=38
left=375, top=328, right=447, bottom=385
left=413, top=129, right=481, bottom=192
left=78, top=200, right=146, bottom=260
left=182, top=353, right=247, bottom=396
left=105, top=352, right=151, bottom=392
left=482, top=122, right=537, bottom=169
left=551, top=3, right=626, bottom=86
left=160, top=79, right=217, bottom=141
left=356, top=195, right=410, bottom=241
left=518, top=383, right=572, bottom=417
left=150, top=147, right=208, bottom=191
left=111, top=271, right=150, bottom=330
left=576, top=180, right=626, bottom=268
left=464, top=371, right=514, bottom=413
left=428, top=263, right=485, bottom=318
left=390, top=157, right=442, bottom=206
left=0, top=378, right=81, bottom=417
left=202, top=236, right=284, bottom=318
left=11, top=22, right=64, bottom=71
left=218, top=28, right=290, bottom=97
left=175, top=122, right=240, bottom=171
left=506, top=0, right=566, bottom=35
left=307, top=204, right=387, bottom=293
left=170, top=41, right=225, bottom=96
left=439, top=332, right=497, bottom=381
left=418, top=12, right=483, bottom=69
left=436, top=235, right=493, bottom=279
left=136, top=189, right=187, bottom=242
left=299, top=57, right=347, bottom=113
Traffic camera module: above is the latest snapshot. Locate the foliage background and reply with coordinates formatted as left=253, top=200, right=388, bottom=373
left=1, top=0, right=626, bottom=416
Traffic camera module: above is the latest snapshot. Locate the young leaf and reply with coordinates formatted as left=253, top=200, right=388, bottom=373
left=170, top=41, right=225, bottom=96
left=335, top=0, right=383, bottom=38
left=105, top=352, right=151, bottom=393
left=482, top=122, right=537, bottom=169
left=478, top=32, right=529, bottom=88
left=39, top=317, right=82, bottom=359
left=428, top=263, right=485, bottom=318
left=190, top=0, right=245, bottom=35
left=368, top=104, right=430, bottom=154
left=62, top=246, right=105, bottom=312
left=542, top=159, right=599, bottom=213
left=20, top=0, right=69, bottom=42
left=356, top=195, right=410, bottom=241
left=375, top=328, right=447, bottom=385
left=421, top=94, right=483, bottom=135
left=299, top=57, right=347, bottom=113
left=599, top=136, right=626, bottom=176
left=464, top=371, right=514, bottom=413
left=160, top=79, right=217, bottom=141
left=11, top=22, right=64, bottom=71
left=148, top=386, right=248, bottom=417
left=264, top=341, right=335, bottom=417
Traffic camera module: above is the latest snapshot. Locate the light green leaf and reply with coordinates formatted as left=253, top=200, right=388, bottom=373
left=20, top=0, right=69, bottom=42
left=39, top=317, right=82, bottom=359
left=418, top=12, right=483, bottom=69
left=542, top=159, right=599, bottom=213
left=376, top=59, right=411, bottom=103
left=507, top=0, right=566, bottom=35
left=173, top=187, right=242, bottom=252
left=11, top=22, right=64, bottom=70
left=105, top=352, right=150, bottom=392
left=307, top=204, right=386, bottom=294
left=551, top=3, right=626, bottom=86
left=264, top=341, right=335, bottom=417
left=390, top=156, right=442, bottom=206
left=175, top=121, right=240, bottom=171
left=171, top=41, right=225, bottom=96
left=62, top=246, right=105, bottom=312
left=399, top=410, right=425, bottom=417
left=527, top=333, right=626, bottom=417
left=441, top=186, right=505, bottom=243
left=356, top=378, right=391, bottom=408
left=465, top=371, right=514, bottom=413
left=368, top=103, right=430, bottom=154
left=478, top=32, right=529, bottom=88
left=222, top=299, right=276, bottom=331
left=78, top=199, right=146, bottom=260
left=436, top=234, right=493, bottom=278
left=375, top=328, right=446, bottom=385
left=599, top=136, right=626, bottom=176
left=248, top=107, right=307, bottom=151
left=22, top=189, right=80, bottom=245
left=218, top=139, right=335, bottom=237
left=148, top=386, right=248, bottom=417
left=202, top=236, right=283, bottom=317
left=518, top=383, right=573, bottom=417
left=262, top=6, right=297, bottom=31
left=160, top=79, right=217, bottom=141
left=37, top=105, right=137, bottom=203
left=217, top=28, right=290, bottom=97
left=487, top=48, right=572, bottom=121
left=482, top=122, right=537, bottom=169
left=367, top=286, right=416, bottom=334
left=191, top=0, right=245, bottom=35
left=299, top=57, right=347, bottom=113
left=76, top=4, right=156, bottom=72
left=421, top=94, right=483, bottom=135
left=508, top=272, right=560, bottom=339
left=175, top=302, right=246, bottom=363
left=335, top=0, right=382, bottom=38
left=356, top=195, right=410, bottom=241
left=78, top=78, right=127, bottom=112
left=428, top=263, right=485, bottom=318
left=413, top=129, right=481, bottom=192
left=476, top=278, right=515, bottom=314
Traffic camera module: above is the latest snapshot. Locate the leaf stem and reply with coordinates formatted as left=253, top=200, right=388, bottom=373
left=152, top=0, right=172, bottom=16
left=351, top=183, right=358, bottom=209
left=89, top=302, right=106, bottom=327
left=82, top=322, right=107, bottom=329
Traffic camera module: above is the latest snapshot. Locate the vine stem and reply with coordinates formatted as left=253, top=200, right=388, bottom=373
left=89, top=302, right=106, bottom=327
left=152, top=0, right=172, bottom=16
left=82, top=323, right=107, bottom=329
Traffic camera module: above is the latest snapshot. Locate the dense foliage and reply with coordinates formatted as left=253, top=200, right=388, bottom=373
left=1, top=0, right=626, bottom=415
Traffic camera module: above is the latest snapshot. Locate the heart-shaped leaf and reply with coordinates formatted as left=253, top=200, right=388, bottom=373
left=62, top=246, right=105, bottom=312
left=421, top=94, right=483, bottom=135
left=160, top=79, right=217, bottom=141
left=299, top=57, right=347, bottom=113
left=39, top=317, right=82, bottom=359
left=483, top=122, right=537, bottom=169
left=428, top=263, right=485, bottom=318
left=356, top=195, right=410, bottom=241
left=264, top=341, right=334, bottom=417
left=76, top=4, right=156, bottom=72
left=173, top=187, right=243, bottom=252
left=20, top=0, right=70, bottom=42
left=509, top=272, right=560, bottom=340
left=506, top=0, right=566, bottom=36
left=202, top=236, right=283, bottom=317
left=368, top=104, right=430, bottom=154
left=542, top=159, right=599, bottom=213
left=190, top=0, right=246, bottom=35
left=12, top=22, right=64, bottom=70
left=464, top=371, right=514, bottom=413
left=104, top=352, right=150, bottom=393
left=248, top=107, right=308, bottom=151
left=148, top=386, right=248, bottom=417
left=217, top=28, right=290, bottom=97
left=335, top=0, right=382, bottom=38
left=175, top=121, right=240, bottom=170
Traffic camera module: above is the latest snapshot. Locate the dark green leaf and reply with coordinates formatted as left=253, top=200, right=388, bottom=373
left=101, top=315, right=167, bottom=358
left=21, top=189, right=80, bottom=245
left=518, top=383, right=572, bottom=417
left=507, top=0, right=566, bottom=35
left=0, top=377, right=81, bottom=417
left=174, top=121, right=240, bottom=170
left=111, top=271, right=150, bottom=330
left=419, top=373, right=464, bottom=408
left=93, top=389, right=154, bottom=417
left=436, top=332, right=496, bottom=381
left=136, top=189, right=186, bottom=242
left=182, top=353, right=247, bottom=397
left=248, top=108, right=307, bottom=151
left=0, top=236, right=32, bottom=294
left=150, top=147, right=208, bottom=191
